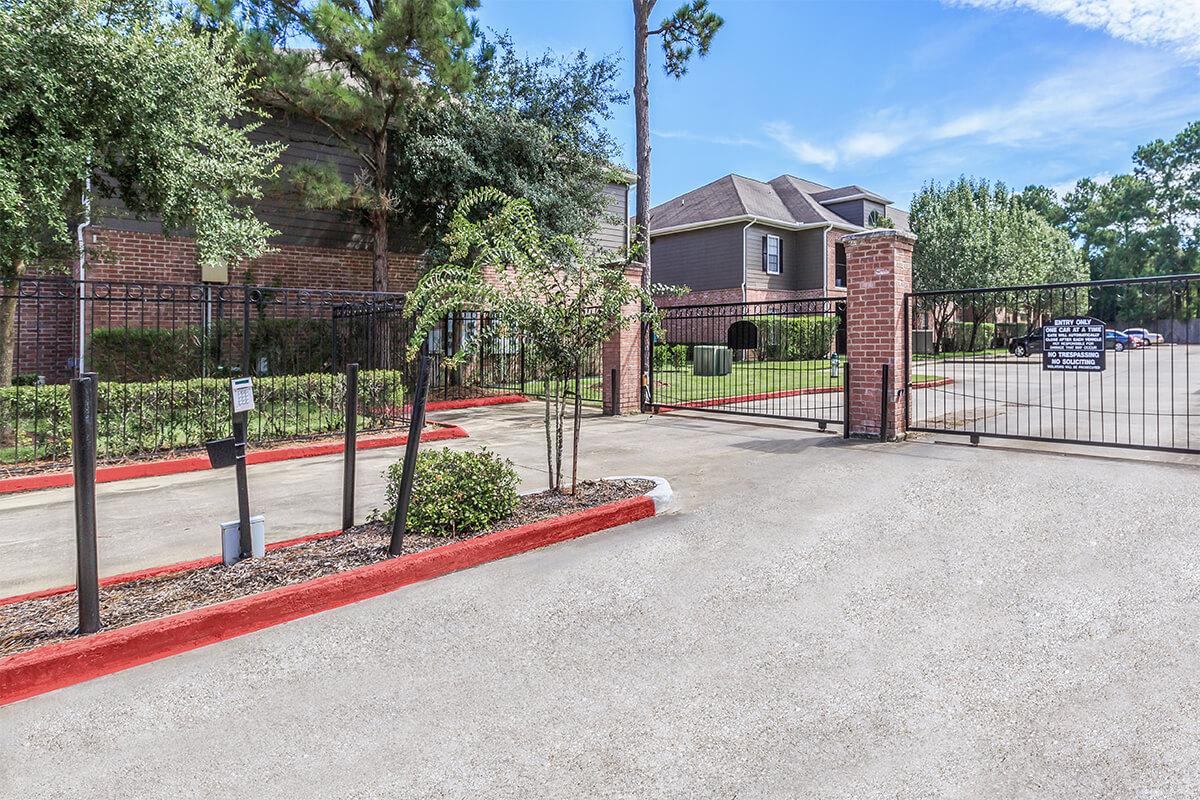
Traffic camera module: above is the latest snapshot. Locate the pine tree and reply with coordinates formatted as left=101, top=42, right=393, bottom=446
left=213, top=0, right=483, bottom=293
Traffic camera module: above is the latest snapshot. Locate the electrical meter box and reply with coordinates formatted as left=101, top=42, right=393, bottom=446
left=200, top=262, right=229, bottom=284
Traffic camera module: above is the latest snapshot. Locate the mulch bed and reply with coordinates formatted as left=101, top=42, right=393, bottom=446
left=0, top=478, right=653, bottom=659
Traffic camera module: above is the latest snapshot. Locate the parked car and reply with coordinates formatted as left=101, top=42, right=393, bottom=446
left=1008, top=328, right=1043, bottom=357
left=1105, top=330, right=1133, bottom=351
left=1124, top=327, right=1164, bottom=345
left=1010, top=326, right=1134, bottom=356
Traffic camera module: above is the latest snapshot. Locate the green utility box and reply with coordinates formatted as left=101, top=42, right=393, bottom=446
left=693, top=345, right=732, bottom=376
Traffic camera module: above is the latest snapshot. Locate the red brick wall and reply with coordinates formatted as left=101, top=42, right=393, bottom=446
left=10, top=227, right=428, bottom=383
left=602, top=264, right=645, bottom=415
left=843, top=230, right=915, bottom=439
left=83, top=227, right=424, bottom=292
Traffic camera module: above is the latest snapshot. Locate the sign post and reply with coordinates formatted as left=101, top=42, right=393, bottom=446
left=227, top=377, right=257, bottom=559
left=1043, top=317, right=1106, bottom=372
left=388, top=352, right=431, bottom=557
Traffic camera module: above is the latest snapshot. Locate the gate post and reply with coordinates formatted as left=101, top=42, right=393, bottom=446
left=602, top=262, right=644, bottom=415
left=842, top=229, right=917, bottom=440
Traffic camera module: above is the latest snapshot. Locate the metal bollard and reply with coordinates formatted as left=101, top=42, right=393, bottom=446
left=70, top=374, right=101, bottom=634
left=342, top=362, right=359, bottom=531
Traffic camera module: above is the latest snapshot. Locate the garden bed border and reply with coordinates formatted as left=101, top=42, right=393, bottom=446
left=0, top=478, right=670, bottom=707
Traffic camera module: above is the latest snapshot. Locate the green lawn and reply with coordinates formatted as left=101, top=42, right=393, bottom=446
left=913, top=348, right=1007, bottom=361
left=653, top=359, right=839, bottom=404
left=652, top=359, right=944, bottom=404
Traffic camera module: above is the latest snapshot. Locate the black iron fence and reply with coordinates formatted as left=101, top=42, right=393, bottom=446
left=650, top=298, right=846, bottom=424
left=2, top=278, right=412, bottom=471
left=906, top=274, right=1200, bottom=453
left=424, top=310, right=605, bottom=405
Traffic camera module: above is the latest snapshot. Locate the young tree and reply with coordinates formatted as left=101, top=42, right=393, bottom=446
left=218, top=0, right=483, bottom=293
left=389, top=34, right=627, bottom=261
left=0, top=0, right=281, bottom=387
left=631, top=0, right=722, bottom=287
left=406, top=187, right=665, bottom=493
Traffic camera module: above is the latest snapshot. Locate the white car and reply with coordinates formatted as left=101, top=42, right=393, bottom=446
left=1124, top=327, right=1164, bottom=345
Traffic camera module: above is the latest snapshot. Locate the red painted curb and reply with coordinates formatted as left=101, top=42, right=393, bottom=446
left=0, top=495, right=656, bottom=707
left=911, top=377, right=954, bottom=389
left=0, top=425, right=469, bottom=497
left=425, top=394, right=528, bottom=412
left=0, top=528, right=346, bottom=608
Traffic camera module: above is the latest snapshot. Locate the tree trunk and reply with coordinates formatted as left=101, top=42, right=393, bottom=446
left=633, top=0, right=654, bottom=408
left=544, top=386, right=554, bottom=491
left=633, top=0, right=652, bottom=289
left=570, top=357, right=582, bottom=495
left=370, top=134, right=392, bottom=369
left=0, top=258, right=26, bottom=388
left=371, top=134, right=391, bottom=294
left=554, top=374, right=567, bottom=492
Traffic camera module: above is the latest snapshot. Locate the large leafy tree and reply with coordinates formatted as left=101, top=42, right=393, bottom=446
left=910, top=177, right=1084, bottom=350
left=406, top=187, right=664, bottom=493
left=1022, top=121, right=1200, bottom=290
left=631, top=0, right=722, bottom=286
left=209, top=0, right=483, bottom=293
left=0, top=0, right=281, bottom=387
left=389, top=34, right=627, bottom=261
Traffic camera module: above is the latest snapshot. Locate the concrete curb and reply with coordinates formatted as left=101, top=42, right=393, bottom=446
left=0, top=424, right=469, bottom=497
left=604, top=476, right=675, bottom=514
left=0, top=489, right=664, bottom=707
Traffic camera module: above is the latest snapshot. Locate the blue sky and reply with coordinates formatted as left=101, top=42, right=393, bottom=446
left=475, top=0, right=1200, bottom=211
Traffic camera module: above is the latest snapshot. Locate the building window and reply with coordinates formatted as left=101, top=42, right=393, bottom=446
left=762, top=234, right=781, bottom=275
left=835, top=242, right=847, bottom=288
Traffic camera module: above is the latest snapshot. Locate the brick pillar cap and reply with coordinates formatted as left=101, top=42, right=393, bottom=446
left=841, top=229, right=917, bottom=247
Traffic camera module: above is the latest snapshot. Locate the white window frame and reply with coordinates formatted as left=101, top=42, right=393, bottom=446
left=765, top=234, right=781, bottom=275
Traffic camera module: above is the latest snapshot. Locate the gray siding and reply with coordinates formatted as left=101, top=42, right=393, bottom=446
left=589, top=182, right=629, bottom=255
left=824, top=200, right=866, bottom=226
left=743, top=224, right=826, bottom=292
left=649, top=224, right=743, bottom=292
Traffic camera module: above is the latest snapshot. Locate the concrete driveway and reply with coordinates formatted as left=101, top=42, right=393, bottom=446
left=3, top=403, right=1200, bottom=797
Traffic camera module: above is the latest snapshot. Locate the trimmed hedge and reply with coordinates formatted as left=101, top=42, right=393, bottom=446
left=745, top=315, right=839, bottom=361
left=375, top=447, right=519, bottom=536
left=942, top=322, right=996, bottom=352
left=88, top=318, right=335, bottom=382
left=653, top=343, right=687, bottom=370
left=0, top=370, right=406, bottom=464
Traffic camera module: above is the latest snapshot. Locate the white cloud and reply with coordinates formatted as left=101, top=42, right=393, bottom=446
left=652, top=129, right=763, bottom=148
left=931, top=49, right=1192, bottom=146
left=761, top=122, right=839, bottom=169
left=1050, top=171, right=1112, bottom=196
left=947, top=0, right=1200, bottom=61
left=762, top=48, right=1200, bottom=171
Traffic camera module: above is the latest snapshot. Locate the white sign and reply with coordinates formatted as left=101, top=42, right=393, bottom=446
left=231, top=377, right=256, bottom=413
left=1043, top=317, right=1106, bottom=372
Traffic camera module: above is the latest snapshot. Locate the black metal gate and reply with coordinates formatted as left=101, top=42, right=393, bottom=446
left=906, top=274, right=1200, bottom=454
left=650, top=297, right=847, bottom=426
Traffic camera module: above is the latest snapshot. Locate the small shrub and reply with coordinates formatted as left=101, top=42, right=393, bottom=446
left=653, top=343, right=687, bottom=370
left=375, top=447, right=519, bottom=536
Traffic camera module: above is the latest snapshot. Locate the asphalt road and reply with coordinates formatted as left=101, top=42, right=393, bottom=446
left=4, top=404, right=1200, bottom=797
left=911, top=343, right=1200, bottom=449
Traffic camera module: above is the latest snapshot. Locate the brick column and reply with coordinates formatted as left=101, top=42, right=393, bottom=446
left=843, top=229, right=916, bottom=440
left=601, top=263, right=644, bottom=415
